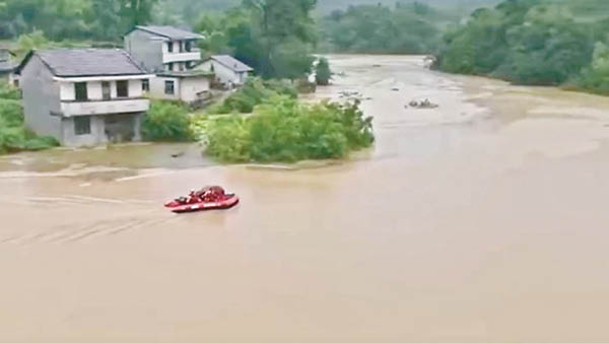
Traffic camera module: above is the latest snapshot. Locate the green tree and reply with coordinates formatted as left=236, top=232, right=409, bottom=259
left=321, top=3, right=441, bottom=54
left=315, top=57, right=331, bottom=85
left=577, top=42, right=609, bottom=94
left=142, top=101, right=193, bottom=142
left=120, top=0, right=159, bottom=29
left=436, top=0, right=597, bottom=88
left=198, top=96, right=374, bottom=163
left=243, top=0, right=317, bottom=78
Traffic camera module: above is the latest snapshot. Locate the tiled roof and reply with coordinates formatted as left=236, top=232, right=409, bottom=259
left=35, top=49, right=148, bottom=77
left=209, top=55, right=253, bottom=72
left=135, top=26, right=204, bottom=40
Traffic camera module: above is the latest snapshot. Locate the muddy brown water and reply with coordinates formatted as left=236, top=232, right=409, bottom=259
left=3, top=55, right=609, bottom=342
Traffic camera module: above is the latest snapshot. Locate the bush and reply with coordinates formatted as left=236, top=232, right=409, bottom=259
left=0, top=84, right=21, bottom=100
left=0, top=99, right=24, bottom=126
left=0, top=83, right=58, bottom=155
left=142, top=101, right=193, bottom=142
left=0, top=118, right=58, bottom=154
left=194, top=96, right=374, bottom=163
left=208, top=77, right=298, bottom=114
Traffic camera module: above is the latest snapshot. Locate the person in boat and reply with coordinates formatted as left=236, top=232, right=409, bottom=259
left=188, top=189, right=202, bottom=203
left=202, top=186, right=226, bottom=202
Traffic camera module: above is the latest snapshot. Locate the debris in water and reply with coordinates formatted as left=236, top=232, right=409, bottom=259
left=171, top=152, right=185, bottom=158
left=409, top=99, right=439, bottom=109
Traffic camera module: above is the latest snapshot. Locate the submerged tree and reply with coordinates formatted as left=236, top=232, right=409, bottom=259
left=315, top=57, right=331, bottom=85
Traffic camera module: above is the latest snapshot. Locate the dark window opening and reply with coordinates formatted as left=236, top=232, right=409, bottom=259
left=74, top=116, right=91, bottom=135
left=164, top=80, right=175, bottom=95
left=168, top=63, right=174, bottom=71
left=142, top=79, right=150, bottom=92
left=167, top=42, right=173, bottom=53
left=185, top=41, right=192, bottom=52
left=116, top=80, right=129, bottom=98
left=102, top=81, right=111, bottom=100
left=75, top=82, right=88, bottom=101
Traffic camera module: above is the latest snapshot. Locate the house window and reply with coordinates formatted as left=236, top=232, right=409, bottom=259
left=116, top=80, right=129, bottom=98
left=74, top=116, right=91, bottom=135
left=142, top=79, right=150, bottom=92
left=167, top=42, right=173, bottom=53
left=102, top=81, right=111, bottom=100
left=164, top=80, right=175, bottom=95
left=75, top=82, right=88, bottom=101
left=185, top=41, right=192, bottom=52
left=168, top=63, right=174, bottom=71
left=13, top=79, right=19, bottom=88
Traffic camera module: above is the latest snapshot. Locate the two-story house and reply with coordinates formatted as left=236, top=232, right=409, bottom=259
left=0, top=45, right=18, bottom=87
left=18, top=49, right=153, bottom=147
left=124, top=26, right=212, bottom=104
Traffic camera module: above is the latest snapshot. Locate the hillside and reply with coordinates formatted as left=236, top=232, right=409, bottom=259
left=317, top=0, right=501, bottom=13
left=155, top=0, right=502, bottom=25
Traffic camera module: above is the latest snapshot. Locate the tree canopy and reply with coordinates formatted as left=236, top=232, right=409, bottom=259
left=435, top=0, right=609, bottom=93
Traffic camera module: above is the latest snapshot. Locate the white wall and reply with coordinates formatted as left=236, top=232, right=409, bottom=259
left=149, top=75, right=210, bottom=103
left=179, top=76, right=210, bottom=103
left=150, top=76, right=181, bottom=101
left=129, top=79, right=144, bottom=98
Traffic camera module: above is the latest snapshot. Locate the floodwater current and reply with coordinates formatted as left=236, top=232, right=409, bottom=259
left=3, top=55, right=609, bottom=342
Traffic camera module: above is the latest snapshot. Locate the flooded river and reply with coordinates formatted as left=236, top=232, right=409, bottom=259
left=3, top=55, right=609, bottom=342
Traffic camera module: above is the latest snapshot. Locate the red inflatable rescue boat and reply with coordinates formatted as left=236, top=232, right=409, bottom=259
left=165, top=186, right=239, bottom=213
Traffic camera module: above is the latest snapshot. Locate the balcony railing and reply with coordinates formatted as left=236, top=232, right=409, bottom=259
left=60, top=97, right=150, bottom=116
left=162, top=50, right=202, bottom=64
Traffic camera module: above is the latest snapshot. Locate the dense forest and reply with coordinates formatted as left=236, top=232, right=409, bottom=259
left=153, top=0, right=501, bottom=25
left=1, top=0, right=609, bottom=94
left=435, top=0, right=609, bottom=94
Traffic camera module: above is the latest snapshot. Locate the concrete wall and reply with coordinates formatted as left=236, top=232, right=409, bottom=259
left=61, top=115, right=105, bottom=147
left=21, top=55, right=63, bottom=141
left=179, top=76, right=210, bottom=103
left=124, top=29, right=164, bottom=72
left=150, top=76, right=181, bottom=101
left=149, top=76, right=210, bottom=103
left=61, top=113, right=143, bottom=147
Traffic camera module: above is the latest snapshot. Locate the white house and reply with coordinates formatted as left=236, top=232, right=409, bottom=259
left=197, top=55, right=253, bottom=87
left=124, top=25, right=212, bottom=104
left=17, top=49, right=153, bottom=147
